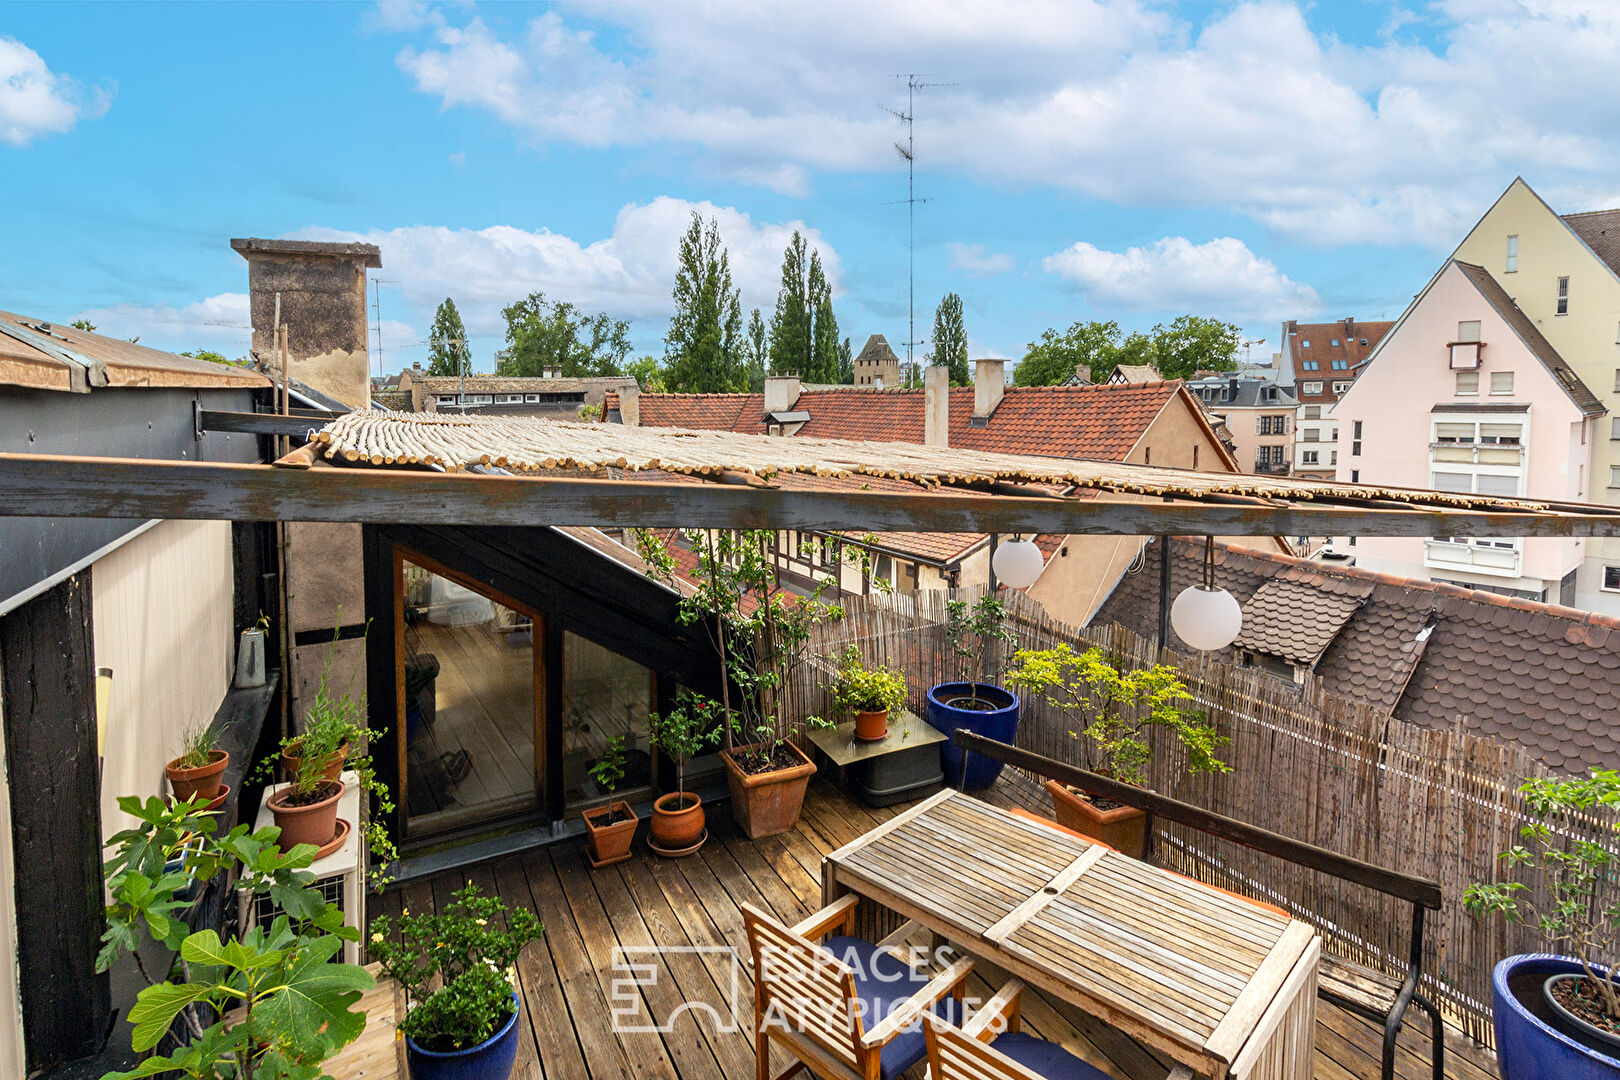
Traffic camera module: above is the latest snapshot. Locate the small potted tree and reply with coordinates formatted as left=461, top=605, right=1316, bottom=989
left=266, top=722, right=347, bottom=855
left=1006, top=643, right=1228, bottom=857
left=582, top=735, right=638, bottom=867
left=369, top=883, right=543, bottom=1080
left=1466, top=771, right=1620, bottom=1077
left=165, top=723, right=229, bottom=805
left=927, top=595, right=1020, bottom=790
left=829, top=645, right=908, bottom=742
left=645, top=690, right=720, bottom=855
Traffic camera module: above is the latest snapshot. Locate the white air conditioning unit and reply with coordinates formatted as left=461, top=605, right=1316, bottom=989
left=237, top=770, right=366, bottom=964
left=1449, top=341, right=1482, bottom=369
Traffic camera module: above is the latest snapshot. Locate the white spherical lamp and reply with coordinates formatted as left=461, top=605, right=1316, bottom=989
left=1170, top=585, right=1243, bottom=652
left=992, top=537, right=1044, bottom=589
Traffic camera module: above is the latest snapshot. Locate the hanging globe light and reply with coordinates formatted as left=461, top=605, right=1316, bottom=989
left=991, top=536, right=1044, bottom=589
left=1169, top=536, right=1243, bottom=651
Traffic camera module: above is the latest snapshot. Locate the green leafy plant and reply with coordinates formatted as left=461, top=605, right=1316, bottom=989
left=646, top=690, right=722, bottom=798
left=945, top=595, right=1017, bottom=706
left=174, top=724, right=220, bottom=771
left=255, top=611, right=272, bottom=633
left=828, top=646, right=908, bottom=715
left=1006, top=644, right=1228, bottom=787
left=97, top=794, right=372, bottom=1080
left=368, top=884, right=543, bottom=1052
left=588, top=734, right=629, bottom=794
left=1465, top=770, right=1620, bottom=1023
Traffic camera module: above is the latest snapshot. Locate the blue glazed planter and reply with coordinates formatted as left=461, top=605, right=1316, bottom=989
left=405, top=992, right=521, bottom=1080
left=1494, top=954, right=1620, bottom=1079
left=926, top=682, right=1019, bottom=790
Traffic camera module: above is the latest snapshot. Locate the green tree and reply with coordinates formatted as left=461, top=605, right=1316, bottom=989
left=1014, top=320, right=1124, bottom=386
left=1151, top=314, right=1240, bottom=380
left=70, top=318, right=96, bottom=332
left=498, top=292, right=630, bottom=378
left=808, top=251, right=840, bottom=384
left=926, top=292, right=971, bottom=385
left=745, top=308, right=768, bottom=392
left=768, top=231, right=811, bottom=376
left=837, top=336, right=853, bottom=384
left=625, top=355, right=669, bottom=393
left=427, top=298, right=471, bottom=376
left=663, top=213, right=746, bottom=393
left=180, top=349, right=234, bottom=367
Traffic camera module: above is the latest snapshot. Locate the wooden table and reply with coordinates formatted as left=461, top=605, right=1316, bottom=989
left=820, top=790, right=1320, bottom=1080
left=805, top=707, right=946, bottom=806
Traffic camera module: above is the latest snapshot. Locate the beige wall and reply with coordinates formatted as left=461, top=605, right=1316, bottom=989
left=1027, top=531, right=1150, bottom=627
left=93, top=519, right=235, bottom=838
left=0, top=688, right=24, bottom=1079
left=1202, top=404, right=1293, bottom=472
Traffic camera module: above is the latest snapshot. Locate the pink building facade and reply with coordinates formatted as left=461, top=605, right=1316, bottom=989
left=1333, top=260, right=1602, bottom=603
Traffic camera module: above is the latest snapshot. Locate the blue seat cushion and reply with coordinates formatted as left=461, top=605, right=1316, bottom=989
left=820, top=935, right=964, bottom=1080
left=989, top=1032, right=1114, bottom=1080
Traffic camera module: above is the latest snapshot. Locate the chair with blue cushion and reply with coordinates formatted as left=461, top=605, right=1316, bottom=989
left=925, top=980, right=1121, bottom=1080
left=742, top=895, right=974, bottom=1080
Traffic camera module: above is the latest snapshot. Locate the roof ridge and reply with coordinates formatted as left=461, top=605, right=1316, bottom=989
left=1563, top=208, right=1620, bottom=220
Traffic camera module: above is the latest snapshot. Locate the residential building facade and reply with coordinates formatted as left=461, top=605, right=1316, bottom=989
left=1185, top=375, right=1299, bottom=474
left=851, top=333, right=902, bottom=386
left=1277, top=318, right=1394, bottom=479
left=391, top=365, right=637, bottom=417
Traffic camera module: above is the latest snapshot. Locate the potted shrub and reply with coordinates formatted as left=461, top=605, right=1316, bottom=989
left=829, top=645, right=908, bottom=742
left=97, top=791, right=373, bottom=1078
left=927, top=595, right=1020, bottom=790
left=1006, top=643, right=1228, bottom=858
left=1465, top=771, right=1620, bottom=1077
left=636, top=528, right=856, bottom=840
left=370, top=883, right=543, bottom=1080
left=165, top=723, right=229, bottom=804
left=582, top=734, right=638, bottom=867
left=267, top=730, right=346, bottom=853
left=645, top=690, right=720, bottom=855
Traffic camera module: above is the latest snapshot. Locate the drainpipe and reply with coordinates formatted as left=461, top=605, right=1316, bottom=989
left=1157, top=535, right=1172, bottom=651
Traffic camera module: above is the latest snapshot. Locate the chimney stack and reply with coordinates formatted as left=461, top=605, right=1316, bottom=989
left=231, top=237, right=381, bottom=409
left=1074, top=363, right=1091, bottom=384
left=763, top=373, right=801, bottom=415
left=619, top=383, right=640, bottom=427
left=925, top=365, right=949, bottom=447
left=973, top=358, right=1005, bottom=423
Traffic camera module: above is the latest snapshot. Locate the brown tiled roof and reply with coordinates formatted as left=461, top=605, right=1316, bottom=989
left=638, top=393, right=767, bottom=433
left=855, top=334, right=900, bottom=365
left=1232, top=574, right=1372, bottom=666
left=1110, top=364, right=1159, bottom=384
left=412, top=375, right=636, bottom=394
left=1563, top=208, right=1620, bottom=277
left=1092, top=540, right=1620, bottom=774
left=1284, top=318, right=1393, bottom=404
left=1452, top=261, right=1604, bottom=416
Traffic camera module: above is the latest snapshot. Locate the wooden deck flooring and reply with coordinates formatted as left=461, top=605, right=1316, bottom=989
left=368, top=778, right=1498, bottom=1080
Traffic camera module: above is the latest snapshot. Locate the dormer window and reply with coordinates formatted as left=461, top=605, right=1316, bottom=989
left=1301, top=339, right=1311, bottom=347
left=1330, top=338, right=1340, bottom=347
left=1303, top=360, right=1318, bottom=370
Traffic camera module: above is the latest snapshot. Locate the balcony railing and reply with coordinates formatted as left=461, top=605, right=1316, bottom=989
left=1423, top=538, right=1521, bottom=577
left=1430, top=442, right=1523, bottom=466
left=1254, top=461, right=1290, bottom=475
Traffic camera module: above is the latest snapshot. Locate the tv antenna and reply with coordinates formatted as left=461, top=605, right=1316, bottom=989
left=884, top=73, right=952, bottom=386
left=370, top=275, right=398, bottom=379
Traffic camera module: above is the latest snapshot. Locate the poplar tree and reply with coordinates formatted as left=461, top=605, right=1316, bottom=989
left=427, top=298, right=472, bottom=376
left=926, top=292, right=970, bottom=386
left=663, top=212, right=746, bottom=393
left=767, top=231, right=811, bottom=376
left=745, top=308, right=768, bottom=392
left=807, top=251, right=840, bottom=384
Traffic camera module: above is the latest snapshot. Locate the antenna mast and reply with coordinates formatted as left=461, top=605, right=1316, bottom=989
left=886, top=74, right=950, bottom=386
left=370, top=275, right=397, bottom=379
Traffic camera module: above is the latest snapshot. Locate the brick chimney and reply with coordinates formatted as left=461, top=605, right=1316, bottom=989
left=925, top=365, right=949, bottom=447
left=619, top=383, right=640, bottom=427
left=764, top=373, right=801, bottom=415
left=231, top=237, right=381, bottom=409
left=973, top=358, right=1005, bottom=424
left=1074, top=363, right=1091, bottom=384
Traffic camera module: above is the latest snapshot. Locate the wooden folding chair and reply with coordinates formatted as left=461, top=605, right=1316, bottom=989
left=741, top=895, right=974, bottom=1080
left=924, top=980, right=1122, bottom=1080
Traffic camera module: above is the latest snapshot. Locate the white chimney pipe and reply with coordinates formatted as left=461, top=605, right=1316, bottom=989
left=619, top=383, right=640, bottom=427
left=763, top=374, right=801, bottom=415
left=973, top=358, right=1006, bottom=421
left=925, top=365, right=949, bottom=447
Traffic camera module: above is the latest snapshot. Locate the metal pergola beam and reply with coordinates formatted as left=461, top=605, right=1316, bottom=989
left=198, top=409, right=333, bottom=438
left=4, top=453, right=1619, bottom=538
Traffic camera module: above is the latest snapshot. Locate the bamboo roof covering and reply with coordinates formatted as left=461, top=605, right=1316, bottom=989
left=309, top=409, right=1569, bottom=516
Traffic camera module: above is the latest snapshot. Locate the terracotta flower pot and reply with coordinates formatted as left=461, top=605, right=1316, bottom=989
left=584, top=800, right=639, bottom=867
left=281, top=739, right=348, bottom=784
left=854, top=708, right=890, bottom=742
left=650, top=792, right=705, bottom=854
left=1046, top=779, right=1149, bottom=859
left=267, top=779, right=344, bottom=851
left=721, top=742, right=817, bottom=840
left=165, top=749, right=229, bottom=804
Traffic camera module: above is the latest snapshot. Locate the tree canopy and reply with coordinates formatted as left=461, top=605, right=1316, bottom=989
left=427, top=298, right=472, bottom=376
left=768, top=231, right=840, bottom=383
left=663, top=213, right=747, bottom=393
left=1013, top=315, right=1240, bottom=385
left=498, top=292, right=630, bottom=378
left=926, top=292, right=970, bottom=386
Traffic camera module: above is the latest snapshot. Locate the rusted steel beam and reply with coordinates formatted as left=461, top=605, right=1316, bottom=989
left=3, top=452, right=1620, bottom=537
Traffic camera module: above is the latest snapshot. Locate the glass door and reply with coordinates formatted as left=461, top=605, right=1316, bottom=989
left=399, top=556, right=541, bottom=838
left=561, top=631, right=654, bottom=809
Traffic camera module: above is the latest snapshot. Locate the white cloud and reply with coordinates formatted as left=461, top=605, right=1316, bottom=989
left=74, top=293, right=254, bottom=355
left=387, top=1, right=1620, bottom=245
left=291, top=197, right=840, bottom=337
left=948, top=243, right=1015, bottom=276
left=1042, top=236, right=1321, bottom=322
left=447, top=150, right=465, bottom=166
left=0, top=37, right=108, bottom=146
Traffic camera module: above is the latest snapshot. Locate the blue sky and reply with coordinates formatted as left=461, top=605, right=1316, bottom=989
left=4, top=1, right=1618, bottom=375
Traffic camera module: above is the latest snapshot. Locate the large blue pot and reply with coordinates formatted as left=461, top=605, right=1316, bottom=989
left=926, top=682, right=1020, bottom=790
left=1494, top=954, right=1620, bottom=1079
left=405, top=992, right=521, bottom=1080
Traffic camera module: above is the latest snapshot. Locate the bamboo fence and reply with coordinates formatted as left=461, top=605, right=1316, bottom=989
left=784, top=587, right=1620, bottom=1046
